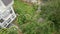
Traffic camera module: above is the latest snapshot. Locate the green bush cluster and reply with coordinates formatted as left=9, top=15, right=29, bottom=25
left=14, top=0, right=60, bottom=34
left=14, top=0, right=37, bottom=25
left=20, top=21, right=55, bottom=34
left=40, top=0, right=60, bottom=32
left=0, top=26, right=18, bottom=34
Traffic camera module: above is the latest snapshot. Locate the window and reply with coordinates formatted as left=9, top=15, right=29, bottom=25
left=7, top=18, right=11, bottom=23
left=12, top=15, right=14, bottom=18
left=6, top=23, right=11, bottom=28
left=10, top=10, right=12, bottom=14
left=0, top=19, right=4, bottom=23
left=2, top=0, right=12, bottom=6
left=4, top=24, right=7, bottom=27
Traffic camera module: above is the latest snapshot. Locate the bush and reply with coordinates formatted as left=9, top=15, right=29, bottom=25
left=20, top=20, right=55, bottom=34
left=40, top=0, right=60, bottom=31
left=0, top=26, right=18, bottom=34
left=14, top=0, right=59, bottom=34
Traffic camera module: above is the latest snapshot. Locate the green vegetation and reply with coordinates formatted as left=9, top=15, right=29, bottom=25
left=14, top=0, right=37, bottom=25
left=40, top=0, right=60, bottom=33
left=14, top=0, right=56, bottom=34
left=0, top=0, right=60, bottom=34
left=0, top=26, right=18, bottom=34
left=20, top=21, right=55, bottom=34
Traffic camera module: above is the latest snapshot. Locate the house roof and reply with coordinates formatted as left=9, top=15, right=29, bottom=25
left=0, top=6, right=5, bottom=14
left=0, top=0, right=14, bottom=14
left=1, top=0, right=12, bottom=6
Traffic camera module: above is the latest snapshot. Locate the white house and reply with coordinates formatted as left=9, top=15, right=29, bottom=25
left=0, top=0, right=16, bottom=28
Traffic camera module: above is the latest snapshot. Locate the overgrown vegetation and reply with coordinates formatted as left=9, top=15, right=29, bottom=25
left=0, top=26, right=18, bottom=34
left=14, top=0, right=37, bottom=25
left=1, top=0, right=60, bottom=34
left=40, top=0, right=60, bottom=33
left=14, top=0, right=56, bottom=34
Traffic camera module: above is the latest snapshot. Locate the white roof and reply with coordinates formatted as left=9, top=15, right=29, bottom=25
left=0, top=0, right=14, bottom=14
left=0, top=7, right=5, bottom=14
left=1, top=0, right=13, bottom=6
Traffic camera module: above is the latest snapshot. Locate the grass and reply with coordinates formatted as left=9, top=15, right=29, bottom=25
left=13, top=0, right=56, bottom=34
left=13, top=0, right=39, bottom=25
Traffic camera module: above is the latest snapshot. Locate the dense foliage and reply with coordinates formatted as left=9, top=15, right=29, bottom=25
left=14, top=0, right=56, bottom=34
left=0, top=0, right=59, bottom=34
left=14, top=0, right=37, bottom=25
left=0, top=26, right=18, bottom=34
left=20, top=21, right=55, bottom=34
left=40, top=0, right=60, bottom=31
